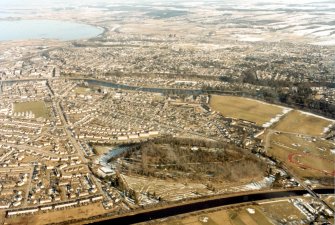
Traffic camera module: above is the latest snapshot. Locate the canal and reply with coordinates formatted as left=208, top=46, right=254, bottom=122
left=92, top=188, right=334, bottom=225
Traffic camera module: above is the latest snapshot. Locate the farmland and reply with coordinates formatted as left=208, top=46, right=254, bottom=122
left=209, top=95, right=285, bottom=126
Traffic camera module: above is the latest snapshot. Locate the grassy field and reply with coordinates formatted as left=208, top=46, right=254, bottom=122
left=162, top=210, right=233, bottom=225
left=209, top=95, right=284, bottom=126
left=267, top=133, right=335, bottom=178
left=260, top=199, right=306, bottom=222
left=273, top=110, right=333, bottom=136
left=13, top=101, right=49, bottom=119
left=297, top=154, right=334, bottom=173
left=160, top=206, right=273, bottom=225
left=229, top=207, right=272, bottom=225
left=73, top=87, right=91, bottom=94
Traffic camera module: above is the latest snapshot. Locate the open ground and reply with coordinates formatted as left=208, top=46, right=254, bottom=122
left=272, top=110, right=334, bottom=136
left=5, top=202, right=107, bottom=225
left=73, top=87, right=91, bottom=95
left=209, top=95, right=285, bottom=126
left=267, top=132, right=335, bottom=179
left=156, top=199, right=307, bottom=225
left=13, top=101, right=49, bottom=119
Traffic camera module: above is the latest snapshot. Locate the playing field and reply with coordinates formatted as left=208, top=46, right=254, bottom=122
left=273, top=110, right=334, bottom=136
left=74, top=87, right=91, bottom=94
left=209, top=95, right=284, bottom=126
left=267, top=133, right=335, bottom=178
left=13, top=101, right=49, bottom=119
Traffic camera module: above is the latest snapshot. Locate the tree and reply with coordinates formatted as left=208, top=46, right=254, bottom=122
left=242, top=69, right=257, bottom=84
left=272, top=172, right=282, bottom=188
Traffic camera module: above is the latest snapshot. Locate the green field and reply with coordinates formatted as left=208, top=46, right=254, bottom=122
left=161, top=206, right=273, bottom=225
left=209, top=95, right=284, bottom=126
left=229, top=207, right=273, bottom=225
left=273, top=110, right=333, bottom=136
left=267, top=133, right=335, bottom=178
left=13, top=101, right=49, bottom=119
left=73, top=87, right=91, bottom=94
left=260, top=200, right=306, bottom=222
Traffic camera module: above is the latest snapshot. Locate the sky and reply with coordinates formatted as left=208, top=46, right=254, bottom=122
left=0, top=0, right=329, bottom=6
left=0, top=0, right=332, bottom=11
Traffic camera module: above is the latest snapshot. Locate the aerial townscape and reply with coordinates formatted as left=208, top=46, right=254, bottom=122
left=0, top=0, right=334, bottom=225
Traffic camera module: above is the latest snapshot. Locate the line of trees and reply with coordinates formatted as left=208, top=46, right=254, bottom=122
left=204, top=76, right=335, bottom=119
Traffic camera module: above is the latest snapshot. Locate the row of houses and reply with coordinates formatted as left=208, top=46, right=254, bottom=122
left=6, top=195, right=103, bottom=217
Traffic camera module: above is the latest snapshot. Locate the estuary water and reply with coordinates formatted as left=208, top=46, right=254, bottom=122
left=0, top=19, right=103, bottom=41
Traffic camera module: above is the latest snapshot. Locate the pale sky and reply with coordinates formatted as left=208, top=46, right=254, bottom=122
left=0, top=0, right=332, bottom=10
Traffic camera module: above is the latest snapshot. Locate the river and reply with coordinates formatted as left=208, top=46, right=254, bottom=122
left=92, top=189, right=334, bottom=225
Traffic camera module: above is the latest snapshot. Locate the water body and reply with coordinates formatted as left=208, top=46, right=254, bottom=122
left=98, top=146, right=131, bottom=168
left=93, top=189, right=334, bottom=225
left=2, top=78, right=239, bottom=96
left=0, top=19, right=103, bottom=41
left=82, top=79, right=204, bottom=95
left=96, top=145, right=133, bottom=175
